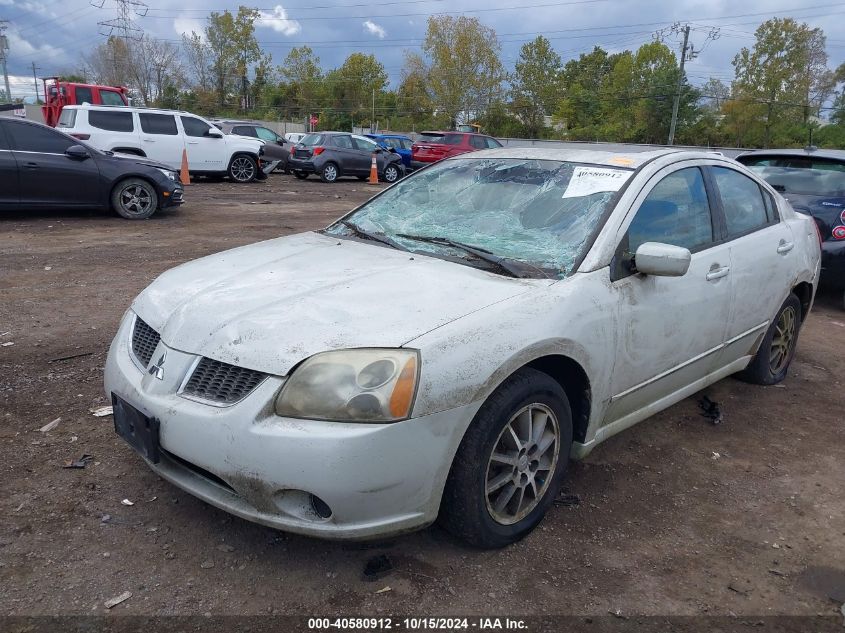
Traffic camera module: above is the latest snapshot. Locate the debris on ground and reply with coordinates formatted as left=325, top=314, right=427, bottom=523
left=375, top=586, right=392, bottom=594
left=49, top=351, right=93, bottom=363
left=90, top=406, right=113, bottom=417
left=121, top=499, right=134, bottom=506
left=39, top=417, right=61, bottom=433
left=62, top=454, right=93, bottom=469
left=104, top=591, right=132, bottom=609
left=201, top=560, right=215, bottom=569
left=216, top=544, right=235, bottom=553
left=362, top=554, right=393, bottom=582
left=554, top=492, right=581, bottom=507
left=698, top=395, right=723, bottom=424
left=711, top=452, right=721, bottom=460
left=727, top=583, right=748, bottom=596
left=1, top=341, right=14, bottom=347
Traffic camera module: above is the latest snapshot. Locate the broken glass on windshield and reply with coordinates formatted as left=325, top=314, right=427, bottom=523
left=326, top=157, right=633, bottom=277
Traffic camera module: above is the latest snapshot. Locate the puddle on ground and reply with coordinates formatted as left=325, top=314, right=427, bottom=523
left=797, top=566, right=845, bottom=602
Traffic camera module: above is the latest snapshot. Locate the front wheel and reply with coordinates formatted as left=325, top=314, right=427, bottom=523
left=737, top=293, right=802, bottom=385
left=382, top=164, right=400, bottom=183
left=111, top=178, right=158, bottom=220
left=228, top=155, right=258, bottom=183
left=439, top=368, right=572, bottom=548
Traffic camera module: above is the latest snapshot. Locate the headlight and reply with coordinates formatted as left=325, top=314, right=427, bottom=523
left=156, top=168, right=178, bottom=181
left=275, top=349, right=419, bottom=422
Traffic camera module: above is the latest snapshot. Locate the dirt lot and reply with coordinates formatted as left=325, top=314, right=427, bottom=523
left=1, top=173, right=844, bottom=621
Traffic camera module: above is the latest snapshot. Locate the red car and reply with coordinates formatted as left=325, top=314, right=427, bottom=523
left=410, top=131, right=502, bottom=170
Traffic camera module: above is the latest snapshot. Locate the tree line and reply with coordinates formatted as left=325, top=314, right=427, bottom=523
left=71, top=9, right=845, bottom=148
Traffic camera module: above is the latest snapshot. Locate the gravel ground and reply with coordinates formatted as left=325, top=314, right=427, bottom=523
left=1, top=173, right=844, bottom=621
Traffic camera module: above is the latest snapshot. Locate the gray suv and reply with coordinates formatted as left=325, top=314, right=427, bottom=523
left=215, top=120, right=291, bottom=173
left=288, top=132, right=405, bottom=183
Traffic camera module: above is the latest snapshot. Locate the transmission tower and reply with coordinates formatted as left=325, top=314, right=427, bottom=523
left=655, top=23, right=720, bottom=145
left=0, top=20, right=11, bottom=103
left=91, top=0, right=148, bottom=41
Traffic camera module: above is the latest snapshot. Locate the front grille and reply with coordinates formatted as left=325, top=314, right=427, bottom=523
left=131, top=317, right=160, bottom=368
left=183, top=357, right=266, bottom=404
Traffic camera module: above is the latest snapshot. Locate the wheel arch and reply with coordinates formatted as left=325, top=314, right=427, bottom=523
left=110, top=147, right=146, bottom=157
left=791, top=281, right=813, bottom=321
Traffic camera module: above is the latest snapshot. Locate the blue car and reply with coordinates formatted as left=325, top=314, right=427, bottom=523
left=366, top=134, right=414, bottom=169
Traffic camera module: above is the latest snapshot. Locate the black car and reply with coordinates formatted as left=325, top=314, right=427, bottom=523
left=736, top=149, right=845, bottom=301
left=287, top=132, right=405, bottom=183
left=0, top=116, right=183, bottom=220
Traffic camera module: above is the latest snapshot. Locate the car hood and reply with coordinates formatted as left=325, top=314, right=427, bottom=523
left=132, top=231, right=545, bottom=376
left=109, top=153, right=172, bottom=172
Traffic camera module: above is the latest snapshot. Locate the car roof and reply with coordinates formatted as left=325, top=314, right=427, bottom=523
left=419, top=130, right=488, bottom=137
left=736, top=148, right=845, bottom=162
left=446, top=147, right=726, bottom=169
left=64, top=104, right=197, bottom=116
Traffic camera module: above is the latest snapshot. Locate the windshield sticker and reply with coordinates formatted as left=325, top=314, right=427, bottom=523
left=562, top=167, right=631, bottom=199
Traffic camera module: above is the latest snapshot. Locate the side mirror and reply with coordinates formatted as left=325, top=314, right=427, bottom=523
left=388, top=147, right=398, bottom=153
left=373, top=147, right=383, bottom=154
left=205, top=129, right=223, bottom=138
left=633, top=242, right=691, bottom=277
left=65, top=144, right=90, bottom=160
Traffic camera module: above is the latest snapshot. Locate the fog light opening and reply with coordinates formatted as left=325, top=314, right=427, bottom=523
left=310, top=494, right=332, bottom=519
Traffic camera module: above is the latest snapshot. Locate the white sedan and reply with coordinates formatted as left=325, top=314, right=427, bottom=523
left=105, top=148, right=821, bottom=548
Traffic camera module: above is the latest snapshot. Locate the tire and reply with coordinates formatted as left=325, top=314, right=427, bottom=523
left=439, top=367, right=573, bottom=548
left=737, top=293, right=802, bottom=385
left=320, top=162, right=339, bottom=183
left=382, top=164, right=400, bottom=184
left=111, top=178, right=158, bottom=220
left=294, top=171, right=309, bottom=180
left=228, top=154, right=258, bottom=183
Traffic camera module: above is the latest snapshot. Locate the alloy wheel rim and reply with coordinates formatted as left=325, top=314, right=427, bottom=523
left=485, top=403, right=560, bottom=525
left=769, top=306, right=797, bottom=374
left=385, top=166, right=398, bottom=182
left=324, top=165, right=337, bottom=181
left=231, top=157, right=255, bottom=181
left=120, top=185, right=152, bottom=215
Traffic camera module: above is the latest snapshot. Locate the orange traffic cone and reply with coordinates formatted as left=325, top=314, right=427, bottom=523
left=179, top=148, right=191, bottom=186
left=368, top=152, right=379, bottom=185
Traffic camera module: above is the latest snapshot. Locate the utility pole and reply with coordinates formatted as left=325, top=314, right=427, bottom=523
left=31, top=61, right=40, bottom=104
left=667, top=25, right=690, bottom=146
left=371, top=88, right=375, bottom=133
left=0, top=20, right=11, bottom=104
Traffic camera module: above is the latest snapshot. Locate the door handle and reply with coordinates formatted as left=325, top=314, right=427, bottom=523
left=777, top=240, right=794, bottom=254
left=23, top=162, right=39, bottom=169
left=706, top=265, right=730, bottom=281
left=142, top=138, right=155, bottom=142
left=187, top=141, right=199, bottom=145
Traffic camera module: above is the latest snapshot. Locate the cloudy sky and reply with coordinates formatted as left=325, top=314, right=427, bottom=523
left=1, top=0, right=844, bottom=99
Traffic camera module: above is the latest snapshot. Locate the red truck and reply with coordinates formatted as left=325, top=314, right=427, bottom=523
left=41, top=77, right=129, bottom=127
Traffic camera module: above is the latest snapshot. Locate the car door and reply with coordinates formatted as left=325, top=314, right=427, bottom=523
left=708, top=165, right=796, bottom=364
left=138, top=113, right=184, bottom=170
left=353, top=135, right=384, bottom=173
left=4, top=119, right=100, bottom=207
left=331, top=134, right=363, bottom=174
left=0, top=120, right=20, bottom=208
left=603, top=164, right=733, bottom=426
left=179, top=115, right=225, bottom=172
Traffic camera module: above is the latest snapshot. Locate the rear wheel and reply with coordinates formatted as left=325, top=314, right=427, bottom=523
left=737, top=293, right=802, bottom=385
left=111, top=178, right=158, bottom=220
left=228, top=155, right=257, bottom=183
left=439, top=368, right=572, bottom=548
left=320, top=162, right=339, bottom=183
left=293, top=171, right=308, bottom=180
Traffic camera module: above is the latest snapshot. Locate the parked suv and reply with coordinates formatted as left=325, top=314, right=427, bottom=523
left=57, top=105, right=266, bottom=182
left=366, top=133, right=414, bottom=169
left=288, top=132, right=405, bottom=183
left=216, top=120, right=290, bottom=173
left=410, top=131, right=502, bottom=169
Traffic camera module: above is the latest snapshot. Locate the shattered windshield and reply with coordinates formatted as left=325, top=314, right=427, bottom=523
left=326, top=158, right=633, bottom=277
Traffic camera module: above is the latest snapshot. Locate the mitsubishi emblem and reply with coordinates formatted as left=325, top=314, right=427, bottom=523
left=148, top=350, right=166, bottom=380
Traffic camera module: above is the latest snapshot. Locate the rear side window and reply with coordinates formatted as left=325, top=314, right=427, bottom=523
left=57, top=109, right=77, bottom=128
left=75, top=87, right=93, bottom=104
left=627, top=167, right=714, bottom=253
left=485, top=137, right=502, bottom=148
left=443, top=134, right=464, bottom=145
left=232, top=125, right=256, bottom=137
left=99, top=90, right=125, bottom=106
left=470, top=135, right=486, bottom=149
left=712, top=167, right=771, bottom=237
left=88, top=110, right=134, bottom=132
left=6, top=121, right=74, bottom=153
left=181, top=116, right=211, bottom=137
left=139, top=113, right=178, bottom=135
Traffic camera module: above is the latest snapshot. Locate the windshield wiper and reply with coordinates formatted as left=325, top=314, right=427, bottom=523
left=396, top=233, right=524, bottom=278
left=338, top=220, right=408, bottom=252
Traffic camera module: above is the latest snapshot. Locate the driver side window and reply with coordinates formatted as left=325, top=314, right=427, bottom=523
left=626, top=167, right=715, bottom=254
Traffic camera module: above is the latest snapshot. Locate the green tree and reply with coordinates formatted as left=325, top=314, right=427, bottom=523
left=279, top=46, right=323, bottom=118
left=205, top=6, right=262, bottom=108
left=326, top=53, right=388, bottom=128
left=510, top=36, right=563, bottom=138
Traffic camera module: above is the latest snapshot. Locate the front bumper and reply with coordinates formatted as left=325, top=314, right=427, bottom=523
left=821, top=240, right=845, bottom=286
left=104, top=312, right=480, bottom=540
left=160, top=182, right=184, bottom=208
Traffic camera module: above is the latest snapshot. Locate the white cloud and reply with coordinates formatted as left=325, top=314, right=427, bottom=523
left=257, top=5, right=301, bottom=36
left=363, top=19, right=386, bottom=39
left=173, top=16, right=206, bottom=38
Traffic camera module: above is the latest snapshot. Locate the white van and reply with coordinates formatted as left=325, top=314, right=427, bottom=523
left=57, top=105, right=267, bottom=182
